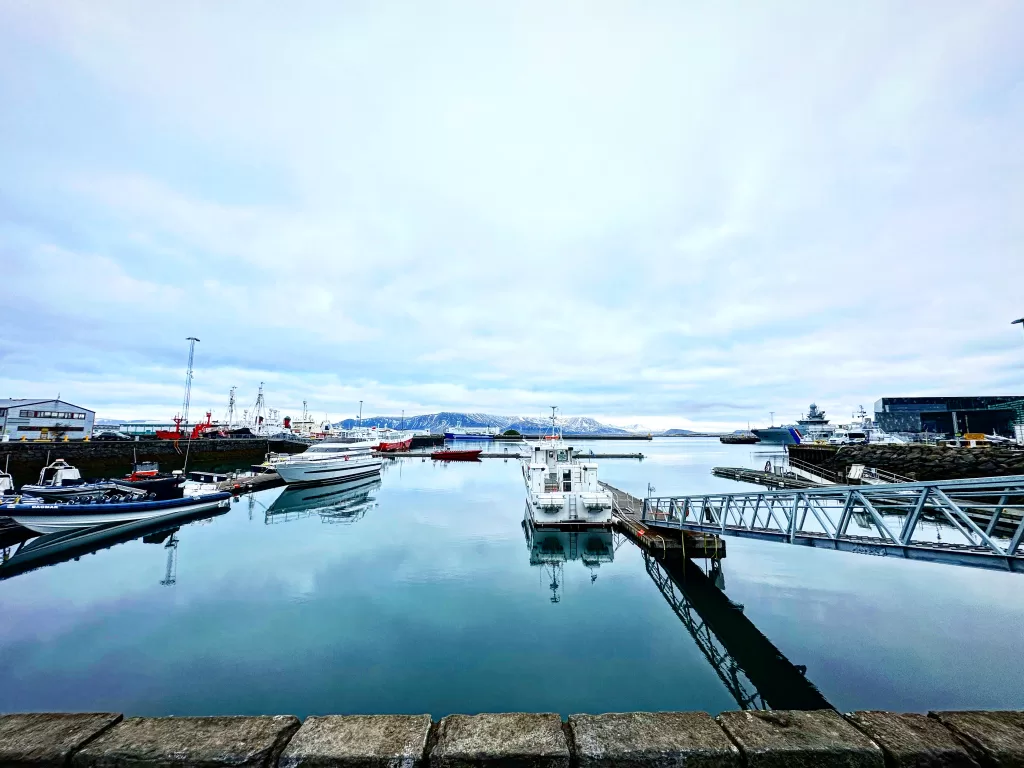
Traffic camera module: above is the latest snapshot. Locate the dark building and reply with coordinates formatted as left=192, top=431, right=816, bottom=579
left=874, top=396, right=1024, bottom=437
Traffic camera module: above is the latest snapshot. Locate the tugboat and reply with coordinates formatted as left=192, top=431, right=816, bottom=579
left=521, top=408, right=613, bottom=527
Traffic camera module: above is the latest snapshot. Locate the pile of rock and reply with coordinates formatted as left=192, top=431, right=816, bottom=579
left=789, top=444, right=1024, bottom=481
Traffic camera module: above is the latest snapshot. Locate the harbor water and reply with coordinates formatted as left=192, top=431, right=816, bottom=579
left=2, top=438, right=1023, bottom=717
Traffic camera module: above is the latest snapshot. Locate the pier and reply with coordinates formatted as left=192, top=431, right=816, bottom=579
left=602, top=482, right=725, bottom=559
left=1, top=708, right=1021, bottom=768
left=382, top=451, right=645, bottom=459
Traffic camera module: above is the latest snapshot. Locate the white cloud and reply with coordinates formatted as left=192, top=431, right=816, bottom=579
left=0, top=0, right=1022, bottom=429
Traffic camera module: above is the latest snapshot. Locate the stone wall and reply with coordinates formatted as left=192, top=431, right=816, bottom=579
left=2, top=709, right=1021, bottom=768
left=0, top=439, right=306, bottom=483
left=789, top=444, right=1024, bottom=481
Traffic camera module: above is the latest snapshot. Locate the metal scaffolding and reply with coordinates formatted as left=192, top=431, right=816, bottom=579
left=640, top=476, right=1024, bottom=572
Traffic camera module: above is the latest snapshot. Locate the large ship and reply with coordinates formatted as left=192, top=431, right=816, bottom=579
left=444, top=426, right=500, bottom=440
left=752, top=404, right=832, bottom=445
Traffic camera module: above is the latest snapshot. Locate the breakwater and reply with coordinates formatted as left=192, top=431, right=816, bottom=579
left=0, top=438, right=307, bottom=484
left=790, top=444, right=1024, bottom=481
left=2, top=709, right=1019, bottom=768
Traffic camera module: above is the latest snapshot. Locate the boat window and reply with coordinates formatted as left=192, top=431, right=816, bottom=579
left=557, top=450, right=568, bottom=461
left=547, top=451, right=554, bottom=459
left=563, top=480, right=571, bottom=492
left=562, top=470, right=571, bottom=481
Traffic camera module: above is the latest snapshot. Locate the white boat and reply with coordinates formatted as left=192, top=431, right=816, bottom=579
left=521, top=410, right=612, bottom=527
left=181, top=470, right=230, bottom=496
left=274, top=440, right=383, bottom=486
left=19, top=459, right=145, bottom=501
left=3, top=492, right=232, bottom=534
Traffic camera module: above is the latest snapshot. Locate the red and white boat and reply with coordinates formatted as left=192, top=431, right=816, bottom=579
left=377, top=431, right=413, bottom=452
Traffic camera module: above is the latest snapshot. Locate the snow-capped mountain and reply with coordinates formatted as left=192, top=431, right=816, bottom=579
left=333, top=412, right=629, bottom=435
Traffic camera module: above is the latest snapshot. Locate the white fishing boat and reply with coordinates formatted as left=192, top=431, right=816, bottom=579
left=521, top=409, right=613, bottom=527
left=274, top=440, right=382, bottom=486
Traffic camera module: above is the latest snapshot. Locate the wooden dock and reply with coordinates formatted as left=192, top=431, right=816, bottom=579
left=601, top=482, right=725, bottom=559
left=215, top=472, right=285, bottom=494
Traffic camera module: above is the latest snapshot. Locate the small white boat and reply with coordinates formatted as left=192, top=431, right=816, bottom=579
left=521, top=410, right=612, bottom=527
left=181, top=471, right=230, bottom=496
left=274, top=440, right=382, bottom=485
left=19, top=459, right=145, bottom=501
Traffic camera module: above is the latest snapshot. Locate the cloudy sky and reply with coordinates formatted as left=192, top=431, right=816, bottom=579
left=1, top=1, right=1022, bottom=430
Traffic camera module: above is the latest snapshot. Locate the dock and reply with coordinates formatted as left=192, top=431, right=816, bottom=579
left=601, top=482, right=725, bottom=559
left=381, top=451, right=645, bottom=460
left=215, top=471, right=285, bottom=494
left=712, top=466, right=823, bottom=489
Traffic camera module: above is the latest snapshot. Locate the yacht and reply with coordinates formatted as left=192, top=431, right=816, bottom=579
left=274, top=440, right=382, bottom=486
left=521, top=411, right=612, bottom=527
left=20, top=459, right=146, bottom=501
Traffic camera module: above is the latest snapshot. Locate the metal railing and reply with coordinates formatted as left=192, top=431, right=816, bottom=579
left=641, top=476, right=1024, bottom=572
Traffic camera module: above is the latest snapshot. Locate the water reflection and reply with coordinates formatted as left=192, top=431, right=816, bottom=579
left=643, top=550, right=831, bottom=711
left=265, top=477, right=381, bottom=524
left=522, top=520, right=614, bottom=602
left=0, top=505, right=228, bottom=584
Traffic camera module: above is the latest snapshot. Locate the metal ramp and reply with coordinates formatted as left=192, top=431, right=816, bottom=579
left=639, top=476, right=1024, bottom=572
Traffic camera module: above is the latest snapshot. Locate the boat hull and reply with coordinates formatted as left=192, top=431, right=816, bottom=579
left=3, top=493, right=232, bottom=534
left=431, top=449, right=482, bottom=461
left=275, top=455, right=383, bottom=486
left=18, top=482, right=145, bottom=501
left=751, top=427, right=802, bottom=445
left=377, top=437, right=413, bottom=452
left=443, top=433, right=494, bottom=440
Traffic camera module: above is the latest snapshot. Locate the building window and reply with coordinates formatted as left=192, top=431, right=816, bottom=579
left=17, top=410, right=88, bottom=419
left=16, top=426, right=85, bottom=432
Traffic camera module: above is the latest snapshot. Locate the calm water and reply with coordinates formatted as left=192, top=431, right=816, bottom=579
left=2, top=438, right=1023, bottom=717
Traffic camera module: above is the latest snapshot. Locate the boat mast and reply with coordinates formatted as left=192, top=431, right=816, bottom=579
left=181, top=337, right=200, bottom=431
left=227, top=386, right=237, bottom=429
left=550, top=406, right=559, bottom=438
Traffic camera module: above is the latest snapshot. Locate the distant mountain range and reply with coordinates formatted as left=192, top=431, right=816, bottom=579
left=334, top=412, right=632, bottom=435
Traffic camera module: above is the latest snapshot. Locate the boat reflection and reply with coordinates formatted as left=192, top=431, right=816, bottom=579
left=265, top=476, right=380, bottom=525
left=0, top=504, right=229, bottom=584
left=643, top=549, right=832, bottom=711
left=522, top=520, right=614, bottom=602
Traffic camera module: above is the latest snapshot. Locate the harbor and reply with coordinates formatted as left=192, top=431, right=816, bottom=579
left=3, top=437, right=1023, bottom=719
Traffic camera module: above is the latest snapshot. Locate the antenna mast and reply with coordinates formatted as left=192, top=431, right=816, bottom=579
left=181, top=337, right=200, bottom=430
left=550, top=406, right=559, bottom=438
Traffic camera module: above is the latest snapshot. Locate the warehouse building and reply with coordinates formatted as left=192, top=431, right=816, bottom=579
left=0, top=399, right=95, bottom=440
left=874, top=396, right=1024, bottom=438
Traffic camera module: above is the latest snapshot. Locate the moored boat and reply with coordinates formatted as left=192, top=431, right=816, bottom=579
left=274, top=440, right=383, bottom=486
left=20, top=459, right=147, bottom=502
left=377, top=432, right=413, bottom=452
left=1, top=492, right=232, bottom=534
left=521, top=410, right=612, bottom=527
left=720, top=433, right=760, bottom=444
left=444, top=427, right=499, bottom=440
left=430, top=449, right=482, bottom=461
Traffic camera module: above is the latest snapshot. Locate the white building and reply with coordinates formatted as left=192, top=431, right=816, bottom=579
left=0, top=399, right=95, bottom=440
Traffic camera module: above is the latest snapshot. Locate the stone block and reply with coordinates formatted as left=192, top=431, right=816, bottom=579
left=931, top=711, right=1024, bottom=768
left=72, top=715, right=300, bottom=768
left=568, top=712, right=740, bottom=768
left=0, top=713, right=122, bottom=768
left=279, top=715, right=431, bottom=768
left=717, top=710, right=883, bottom=768
left=430, top=713, right=569, bottom=768
left=846, top=711, right=979, bottom=768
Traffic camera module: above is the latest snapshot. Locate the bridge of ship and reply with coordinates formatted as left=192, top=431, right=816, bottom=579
left=625, top=476, right=1024, bottom=572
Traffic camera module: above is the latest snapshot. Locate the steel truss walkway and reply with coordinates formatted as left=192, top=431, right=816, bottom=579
left=639, top=475, right=1024, bottom=572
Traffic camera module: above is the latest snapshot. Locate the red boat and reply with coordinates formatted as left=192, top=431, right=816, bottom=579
left=377, top=433, right=413, bottom=452
left=430, top=449, right=482, bottom=461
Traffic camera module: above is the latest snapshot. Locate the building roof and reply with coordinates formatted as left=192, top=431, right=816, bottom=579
left=0, top=398, right=95, bottom=413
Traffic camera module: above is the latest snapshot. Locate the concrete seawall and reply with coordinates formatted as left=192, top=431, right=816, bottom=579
left=2, top=709, right=1021, bottom=768
left=0, top=439, right=307, bottom=483
left=790, top=444, right=1024, bottom=481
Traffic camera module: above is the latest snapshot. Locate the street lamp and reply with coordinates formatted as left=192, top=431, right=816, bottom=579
left=1013, top=318, right=1024, bottom=337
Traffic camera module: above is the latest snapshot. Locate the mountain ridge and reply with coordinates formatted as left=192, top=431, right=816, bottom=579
left=334, top=411, right=631, bottom=434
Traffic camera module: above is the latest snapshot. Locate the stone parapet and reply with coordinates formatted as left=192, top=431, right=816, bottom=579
left=1, top=710, right=1021, bottom=768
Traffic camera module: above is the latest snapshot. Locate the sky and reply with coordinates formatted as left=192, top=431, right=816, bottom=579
left=1, top=1, right=1022, bottom=431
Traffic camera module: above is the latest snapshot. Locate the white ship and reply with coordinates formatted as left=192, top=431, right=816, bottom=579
left=521, top=409, right=613, bottom=527
left=274, top=440, right=382, bottom=486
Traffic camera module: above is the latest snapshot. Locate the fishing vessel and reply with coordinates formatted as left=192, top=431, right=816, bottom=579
left=521, top=409, right=613, bottom=527
left=377, top=431, right=413, bottom=452
left=1, top=492, right=232, bottom=534
left=274, top=440, right=383, bottom=486
left=752, top=404, right=832, bottom=445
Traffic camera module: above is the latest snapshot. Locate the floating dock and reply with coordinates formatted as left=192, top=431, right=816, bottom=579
left=712, top=466, right=823, bottom=489
left=381, top=451, right=645, bottom=460
left=601, top=482, right=725, bottom=559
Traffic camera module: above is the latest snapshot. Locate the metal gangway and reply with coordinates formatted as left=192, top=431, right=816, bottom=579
left=639, top=475, right=1024, bottom=572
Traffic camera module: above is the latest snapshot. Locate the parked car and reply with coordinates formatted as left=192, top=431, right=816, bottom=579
left=93, top=431, right=133, bottom=441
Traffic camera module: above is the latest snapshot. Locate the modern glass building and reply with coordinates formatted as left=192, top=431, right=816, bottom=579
left=874, top=396, right=1024, bottom=437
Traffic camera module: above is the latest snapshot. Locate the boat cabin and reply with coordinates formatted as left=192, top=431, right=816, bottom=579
left=0, top=471, right=13, bottom=494
left=37, top=459, right=84, bottom=487
left=525, top=443, right=601, bottom=496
